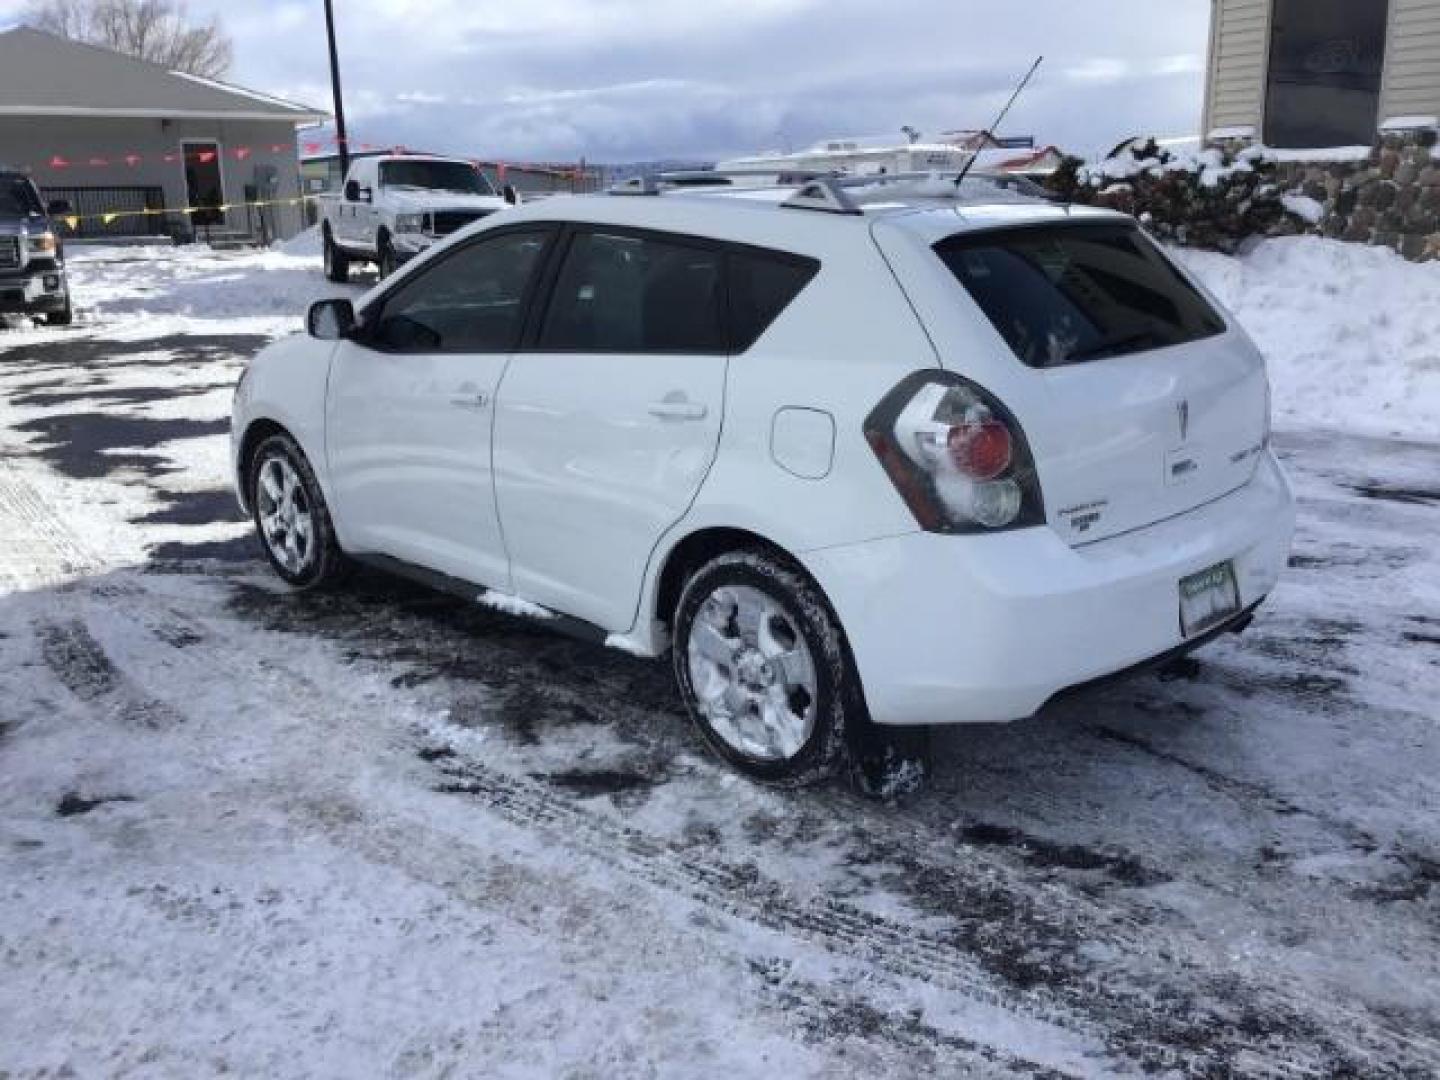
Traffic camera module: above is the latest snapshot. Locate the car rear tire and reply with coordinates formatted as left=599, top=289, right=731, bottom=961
left=248, top=433, right=352, bottom=591
left=673, top=549, right=856, bottom=786
left=323, top=229, right=350, bottom=284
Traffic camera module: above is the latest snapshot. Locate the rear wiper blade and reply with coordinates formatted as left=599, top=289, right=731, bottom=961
left=1066, top=331, right=1158, bottom=363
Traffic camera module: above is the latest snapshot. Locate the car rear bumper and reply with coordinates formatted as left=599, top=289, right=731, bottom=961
left=801, top=449, right=1296, bottom=726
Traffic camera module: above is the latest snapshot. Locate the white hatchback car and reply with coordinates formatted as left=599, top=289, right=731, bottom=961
left=232, top=174, right=1295, bottom=785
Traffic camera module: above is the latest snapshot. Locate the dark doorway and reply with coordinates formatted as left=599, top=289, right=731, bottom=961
left=182, top=140, right=224, bottom=227
left=1264, top=0, right=1389, bottom=148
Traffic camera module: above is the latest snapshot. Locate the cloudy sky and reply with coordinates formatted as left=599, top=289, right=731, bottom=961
left=1, top=0, right=1214, bottom=164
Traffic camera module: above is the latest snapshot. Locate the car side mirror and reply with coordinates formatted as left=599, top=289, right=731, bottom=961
left=344, top=180, right=360, bottom=202
left=307, top=298, right=356, bottom=340
left=502, top=183, right=519, bottom=206
left=47, top=198, right=72, bottom=216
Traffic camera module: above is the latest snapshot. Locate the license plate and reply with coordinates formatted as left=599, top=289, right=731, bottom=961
left=1179, top=560, right=1240, bottom=638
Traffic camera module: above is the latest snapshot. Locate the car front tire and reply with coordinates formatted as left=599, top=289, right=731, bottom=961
left=673, top=549, right=856, bottom=786
left=248, top=433, right=352, bottom=590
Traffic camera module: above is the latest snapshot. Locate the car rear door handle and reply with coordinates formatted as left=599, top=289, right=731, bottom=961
left=450, top=392, right=489, bottom=411
left=648, top=399, right=708, bottom=422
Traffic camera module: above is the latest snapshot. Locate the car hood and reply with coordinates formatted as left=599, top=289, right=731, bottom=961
left=384, top=191, right=508, bottom=213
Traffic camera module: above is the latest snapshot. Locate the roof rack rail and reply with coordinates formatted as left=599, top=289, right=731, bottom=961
left=606, top=168, right=1057, bottom=210
left=607, top=175, right=663, bottom=196
left=608, top=168, right=834, bottom=196
left=779, top=178, right=862, bottom=215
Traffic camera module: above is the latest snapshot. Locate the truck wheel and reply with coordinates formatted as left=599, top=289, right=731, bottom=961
left=44, top=294, right=74, bottom=327
left=323, top=229, right=350, bottom=284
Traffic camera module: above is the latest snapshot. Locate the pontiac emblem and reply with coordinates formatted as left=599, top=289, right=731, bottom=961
left=1177, top=399, right=1190, bottom=443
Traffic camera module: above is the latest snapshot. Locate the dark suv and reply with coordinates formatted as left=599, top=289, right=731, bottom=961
left=0, top=170, right=73, bottom=326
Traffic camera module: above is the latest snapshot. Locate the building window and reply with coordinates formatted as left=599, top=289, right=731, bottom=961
left=1265, top=0, right=1390, bottom=148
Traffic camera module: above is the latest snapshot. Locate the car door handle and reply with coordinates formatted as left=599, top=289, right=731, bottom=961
left=648, top=399, right=708, bottom=421
left=450, top=392, right=489, bottom=411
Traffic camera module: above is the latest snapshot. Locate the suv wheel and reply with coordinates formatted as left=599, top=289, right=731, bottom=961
left=673, top=550, right=854, bottom=785
left=248, top=433, right=351, bottom=590
left=44, top=294, right=73, bottom=327
left=323, top=229, right=350, bottom=284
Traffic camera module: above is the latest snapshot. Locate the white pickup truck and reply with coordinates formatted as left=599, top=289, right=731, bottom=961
left=318, top=155, right=516, bottom=282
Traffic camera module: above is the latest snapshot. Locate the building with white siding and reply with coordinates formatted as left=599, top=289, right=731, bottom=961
left=1203, top=0, right=1440, bottom=147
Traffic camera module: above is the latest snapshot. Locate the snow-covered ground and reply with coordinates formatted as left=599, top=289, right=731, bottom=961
left=0, top=234, right=1437, bottom=1077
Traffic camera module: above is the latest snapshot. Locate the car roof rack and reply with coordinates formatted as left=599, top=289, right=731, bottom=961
left=777, top=171, right=1054, bottom=214
left=608, top=167, right=832, bottom=196
left=779, top=178, right=863, bottom=215
left=607, top=168, right=1057, bottom=213
left=607, top=175, right=664, bottom=196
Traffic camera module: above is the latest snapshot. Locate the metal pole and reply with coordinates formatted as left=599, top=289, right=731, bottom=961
left=323, top=0, right=350, bottom=180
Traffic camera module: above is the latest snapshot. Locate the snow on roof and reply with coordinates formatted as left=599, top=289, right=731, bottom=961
left=1380, top=115, right=1439, bottom=132
left=1261, top=146, right=1373, bottom=164
left=0, top=26, right=327, bottom=123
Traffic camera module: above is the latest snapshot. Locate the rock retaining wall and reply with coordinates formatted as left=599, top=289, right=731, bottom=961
left=1047, top=127, right=1440, bottom=262
left=1270, top=129, right=1440, bottom=261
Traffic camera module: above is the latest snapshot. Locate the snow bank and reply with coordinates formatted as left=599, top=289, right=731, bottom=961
left=279, top=225, right=322, bottom=257
left=1177, top=237, right=1440, bottom=441
left=0, top=242, right=365, bottom=342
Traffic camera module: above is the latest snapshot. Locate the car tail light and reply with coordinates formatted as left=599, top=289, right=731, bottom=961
left=864, top=371, right=1045, bottom=533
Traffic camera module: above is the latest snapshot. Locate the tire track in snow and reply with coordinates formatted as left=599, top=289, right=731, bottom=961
left=64, top=576, right=1097, bottom=1076
left=0, top=462, right=100, bottom=589
left=44, top=570, right=1440, bottom=1077
left=423, top=746, right=1439, bottom=1079
left=37, top=617, right=185, bottom=729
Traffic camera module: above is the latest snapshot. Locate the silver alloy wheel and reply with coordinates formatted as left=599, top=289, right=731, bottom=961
left=686, top=584, right=819, bottom=761
left=256, top=455, right=315, bottom=575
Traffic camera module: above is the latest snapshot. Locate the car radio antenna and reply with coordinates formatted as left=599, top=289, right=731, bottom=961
left=954, top=55, right=1044, bottom=191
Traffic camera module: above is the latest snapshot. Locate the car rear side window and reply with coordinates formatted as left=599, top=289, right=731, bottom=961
left=935, top=222, right=1226, bottom=369
left=727, top=249, right=819, bottom=353
left=538, top=230, right=725, bottom=354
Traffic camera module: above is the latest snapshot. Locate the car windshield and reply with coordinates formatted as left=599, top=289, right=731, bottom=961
left=379, top=160, right=494, bottom=196
left=0, top=176, right=43, bottom=216
left=935, top=221, right=1227, bottom=368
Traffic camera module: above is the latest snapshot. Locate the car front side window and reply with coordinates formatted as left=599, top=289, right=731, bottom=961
left=370, top=230, right=551, bottom=353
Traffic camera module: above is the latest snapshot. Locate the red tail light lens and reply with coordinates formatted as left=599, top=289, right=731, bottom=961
left=864, top=371, right=1044, bottom=534
left=947, top=420, right=1012, bottom=480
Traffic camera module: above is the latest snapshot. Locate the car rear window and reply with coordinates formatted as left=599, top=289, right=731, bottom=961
left=935, top=222, right=1226, bottom=369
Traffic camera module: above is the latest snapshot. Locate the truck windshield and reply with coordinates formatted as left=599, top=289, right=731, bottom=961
left=935, top=221, right=1226, bottom=368
left=0, top=176, right=44, bottom=216
left=379, top=160, right=494, bottom=196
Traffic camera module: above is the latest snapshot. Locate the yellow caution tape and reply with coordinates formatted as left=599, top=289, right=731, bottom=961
left=58, top=195, right=320, bottom=230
